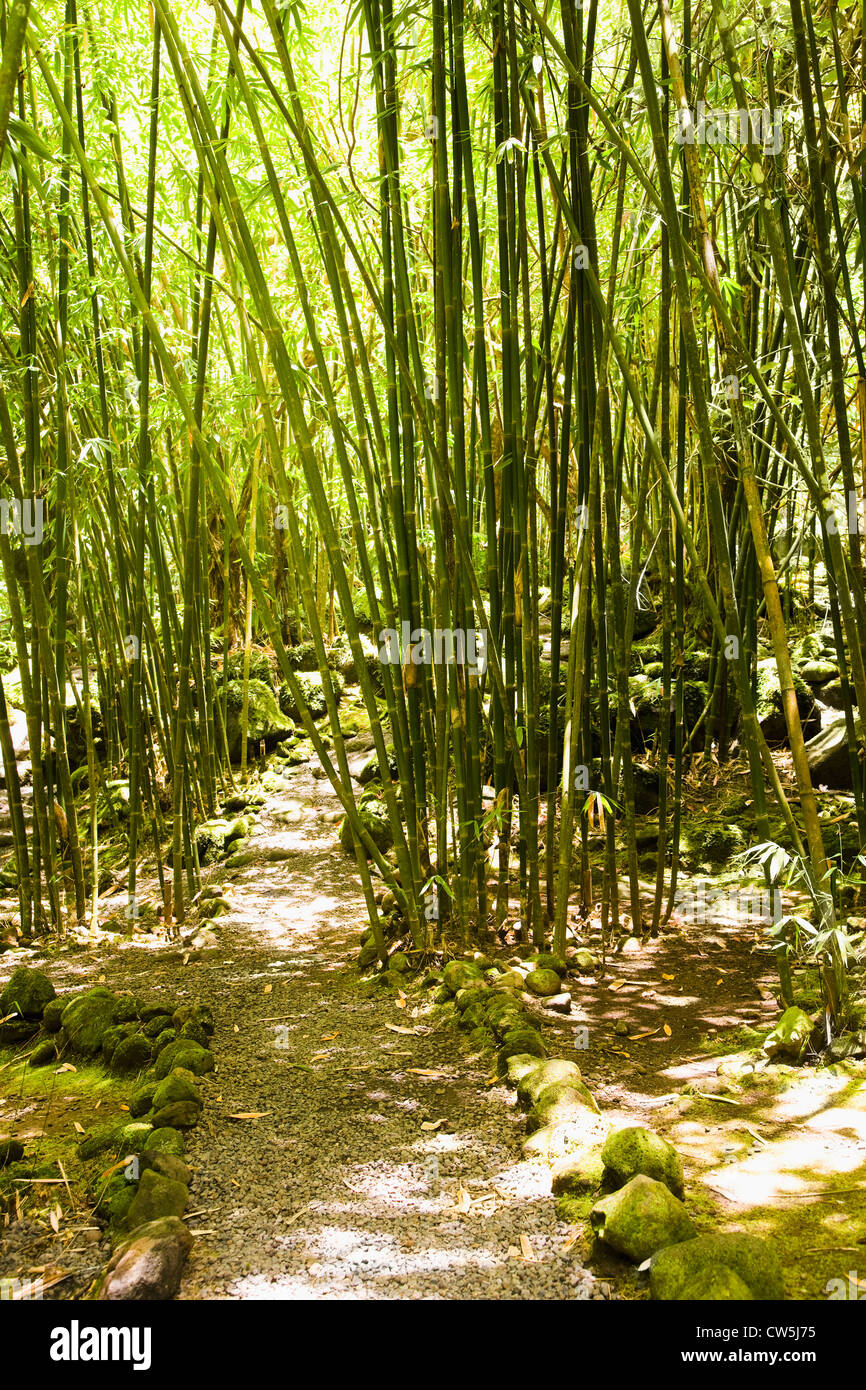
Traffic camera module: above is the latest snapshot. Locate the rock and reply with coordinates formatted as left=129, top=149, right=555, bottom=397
left=41, top=997, right=66, bottom=1032
left=805, top=716, right=864, bottom=790
left=339, top=800, right=393, bottom=857
left=551, top=1144, right=606, bottom=1196
left=601, top=1126, right=685, bottom=1198
left=94, top=1172, right=137, bottom=1227
left=525, top=968, right=562, bottom=997
left=118, top=1122, right=153, bottom=1150
left=152, top=1068, right=201, bottom=1111
left=101, top=1023, right=136, bottom=1064
left=546, top=992, right=572, bottom=1013
left=523, top=1114, right=608, bottom=1161
left=572, top=949, right=599, bottom=973
left=60, top=988, right=119, bottom=1055
left=755, top=656, right=818, bottom=742
left=505, top=1054, right=545, bottom=1086
left=527, top=1078, right=599, bottom=1133
left=113, top=995, right=141, bottom=1023
left=442, top=960, right=483, bottom=995
left=123, top=1169, right=189, bottom=1231
left=620, top=936, right=642, bottom=956
left=142, top=1128, right=185, bottom=1157
left=112, top=1034, right=153, bottom=1074
left=762, top=1006, right=812, bottom=1060
left=455, top=981, right=488, bottom=1011
left=388, top=950, right=412, bottom=974
left=178, top=1020, right=210, bottom=1048
left=498, top=1028, right=547, bottom=1074
left=0, top=1138, right=24, bottom=1166
left=140, top=1152, right=192, bottom=1185
left=649, top=1233, right=784, bottom=1300
left=683, top=1267, right=754, bottom=1300
left=526, top=952, right=567, bottom=978
left=357, top=940, right=379, bottom=968
left=825, top=1030, right=866, bottom=1062
left=220, top=678, right=295, bottom=761
left=29, top=1037, right=58, bottom=1066
left=77, top=1125, right=122, bottom=1161
left=154, top=1039, right=214, bottom=1079
left=142, top=1014, right=174, bottom=1039
left=0, top=966, right=56, bottom=1019
left=279, top=670, right=344, bottom=722
left=97, top=1216, right=193, bottom=1300
left=129, top=1084, right=158, bottom=1118
left=152, top=1028, right=177, bottom=1055
left=149, top=1101, right=201, bottom=1130
left=590, top=1175, right=695, bottom=1263
left=517, top=1057, right=583, bottom=1108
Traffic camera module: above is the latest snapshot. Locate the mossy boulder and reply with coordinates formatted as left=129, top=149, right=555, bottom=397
left=142, top=1014, right=174, bottom=1040
left=0, top=1139, right=25, bottom=1167
left=572, top=949, right=599, bottom=973
left=117, top=1122, right=153, bottom=1151
left=178, top=1020, right=210, bottom=1048
left=122, top=1169, right=189, bottom=1232
left=221, top=678, right=295, bottom=760
left=60, top=988, right=119, bottom=1055
left=94, top=1172, right=137, bottom=1227
left=684, top=1267, right=755, bottom=1300
left=525, top=968, right=562, bottom=998
left=149, top=1101, right=201, bottom=1130
left=152, top=1028, right=177, bottom=1055
left=154, top=1039, right=214, bottom=1079
left=358, top=940, right=379, bottom=969
left=505, top=1054, right=545, bottom=1087
left=111, top=1033, right=153, bottom=1074
left=527, top=1078, right=599, bottom=1133
left=551, top=1144, right=606, bottom=1197
left=755, top=657, right=817, bottom=743
left=340, top=799, right=393, bottom=857
left=152, top=1068, right=201, bottom=1111
left=517, top=1058, right=583, bottom=1108
left=129, top=1083, right=158, bottom=1119
left=113, top=995, right=141, bottom=1024
left=142, top=1127, right=185, bottom=1157
left=442, top=960, right=483, bottom=995
left=29, top=1038, right=58, bottom=1066
left=762, top=1006, right=812, bottom=1061
left=454, top=981, right=488, bottom=1011
left=96, top=1216, right=193, bottom=1301
left=41, top=997, right=67, bottom=1033
left=649, top=1233, right=784, bottom=1300
left=77, top=1125, right=122, bottom=1161
left=601, top=1126, right=685, bottom=1199
left=498, top=1027, right=547, bottom=1074
left=0, top=967, right=55, bottom=1019
left=140, top=1152, right=192, bottom=1186
left=526, top=953, right=567, bottom=978
left=590, top=1175, right=695, bottom=1263
left=101, top=1023, right=137, bottom=1065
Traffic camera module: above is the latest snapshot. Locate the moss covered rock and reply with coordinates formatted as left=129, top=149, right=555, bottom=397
left=762, top=1006, right=812, bottom=1061
left=154, top=1039, right=214, bottom=1079
left=150, top=1101, right=201, bottom=1130
left=41, top=997, right=66, bottom=1033
left=77, top=1125, right=122, bottom=1161
left=525, top=968, right=562, bottom=998
left=142, top=1014, right=174, bottom=1039
left=650, top=1233, right=783, bottom=1300
left=152, top=1068, right=201, bottom=1111
left=601, top=1126, right=685, bottom=1199
left=29, top=1038, right=58, bottom=1066
left=122, top=1169, right=189, bottom=1231
left=442, top=960, right=483, bottom=995
left=498, top=1028, right=547, bottom=1074
left=60, top=988, right=118, bottom=1055
left=221, top=678, right=295, bottom=761
left=590, top=1175, right=695, bottom=1263
left=0, top=967, right=55, bottom=1019
left=551, top=1144, right=606, bottom=1197
left=505, top=1054, right=545, bottom=1087
left=129, top=1083, right=158, bottom=1119
left=527, top=1078, right=599, bottom=1133
left=141, top=1127, right=185, bottom=1157
left=517, top=1058, right=582, bottom=1108
left=111, top=1033, right=153, bottom=1074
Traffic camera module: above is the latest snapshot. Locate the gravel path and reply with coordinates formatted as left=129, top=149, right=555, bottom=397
left=166, top=766, right=608, bottom=1300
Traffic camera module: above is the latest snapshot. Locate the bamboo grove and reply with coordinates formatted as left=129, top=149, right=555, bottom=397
left=0, top=0, right=865, bottom=1023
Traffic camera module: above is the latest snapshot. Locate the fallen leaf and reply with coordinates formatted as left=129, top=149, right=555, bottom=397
left=608, top=981, right=625, bottom=991
left=72, top=1122, right=84, bottom=1134
left=309, top=1052, right=331, bottom=1062
left=627, top=1027, right=661, bottom=1041
left=320, top=1032, right=340, bottom=1041
left=385, top=1024, right=418, bottom=1035
left=227, top=1111, right=272, bottom=1120
left=420, top=1119, right=443, bottom=1132
left=662, top=973, right=675, bottom=981
left=55, top=1063, right=76, bottom=1074
left=519, top=1234, right=536, bottom=1262
left=663, top=1024, right=672, bottom=1036
left=407, top=1068, right=448, bottom=1080
left=562, top=1229, right=579, bottom=1252
left=49, top=1208, right=60, bottom=1233
left=264, top=984, right=273, bottom=995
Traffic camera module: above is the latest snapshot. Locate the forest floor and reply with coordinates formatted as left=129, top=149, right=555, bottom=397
left=2, top=754, right=866, bottom=1300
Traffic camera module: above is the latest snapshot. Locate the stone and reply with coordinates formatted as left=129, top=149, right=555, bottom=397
left=149, top=1101, right=201, bottom=1130
left=358, top=940, right=379, bottom=969
left=0, top=1016, right=39, bottom=1044
left=601, top=1126, right=685, bottom=1198
left=0, top=1138, right=24, bottom=1167
left=29, top=1038, right=58, bottom=1066
left=505, top=1054, right=545, bottom=1086
left=178, top=1020, right=210, bottom=1048
left=0, top=967, right=55, bottom=1019
left=220, top=678, right=295, bottom=761
left=650, top=1233, right=784, bottom=1301
left=339, top=800, right=393, bottom=856
left=762, top=1006, right=812, bottom=1060
left=142, top=1127, right=185, bottom=1157
left=590, top=1175, right=695, bottom=1263
left=140, top=1152, right=192, bottom=1185
left=152, top=1028, right=177, bottom=1055
left=527, top=1078, right=599, bottom=1133
left=572, top=949, right=599, bottom=973
left=154, top=1039, right=215, bottom=1079
left=60, top=988, right=119, bottom=1055
left=97, top=1216, right=193, bottom=1300
left=526, top=952, right=567, bottom=978
left=388, top=950, right=412, bottom=974
left=123, top=1169, right=189, bottom=1231
left=551, top=1145, right=606, bottom=1197
left=546, top=992, right=572, bottom=1013
left=525, top=968, right=562, bottom=997
left=77, top=1125, right=122, bottom=1161
left=129, top=1084, right=158, bottom=1119
left=142, top=1014, right=174, bottom=1039
left=682, top=1267, right=754, bottom=1300
left=151, top=1068, right=201, bottom=1111
left=112, top=1034, right=153, bottom=1074
left=113, top=995, right=141, bottom=1023
left=41, top=997, right=66, bottom=1032
left=497, top=1028, right=547, bottom=1073
left=94, top=1172, right=137, bottom=1227
left=805, top=716, right=864, bottom=790
left=118, top=1122, right=153, bottom=1150
left=442, top=960, right=483, bottom=995
left=517, top=1057, right=583, bottom=1108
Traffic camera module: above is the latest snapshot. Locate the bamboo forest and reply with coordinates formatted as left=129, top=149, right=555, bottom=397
left=1, top=0, right=866, bottom=1332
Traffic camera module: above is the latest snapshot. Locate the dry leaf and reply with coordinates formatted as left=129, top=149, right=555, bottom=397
left=72, top=1122, right=84, bottom=1135
left=264, top=984, right=273, bottom=995
left=407, top=1068, right=448, bottom=1080
left=385, top=1024, right=417, bottom=1035
left=49, top=1209, right=60, bottom=1233
left=309, top=1052, right=331, bottom=1062
left=663, top=1023, right=672, bottom=1036
left=320, top=1032, right=340, bottom=1041
left=56, top=1063, right=76, bottom=1074
left=519, top=1234, right=536, bottom=1262
left=227, top=1111, right=272, bottom=1120
left=453, top=1185, right=472, bottom=1213
left=627, top=1027, right=661, bottom=1041
left=662, top=973, right=675, bottom=981
left=562, top=1229, right=579, bottom=1252
left=608, top=981, right=625, bottom=991
left=420, top=1119, right=443, bottom=1132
